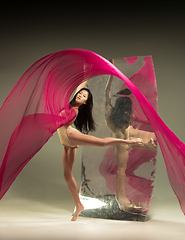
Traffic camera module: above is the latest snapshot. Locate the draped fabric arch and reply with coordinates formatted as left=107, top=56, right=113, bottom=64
left=0, top=49, right=185, bottom=214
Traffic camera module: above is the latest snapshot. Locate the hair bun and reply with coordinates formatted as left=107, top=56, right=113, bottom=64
left=116, top=88, right=132, bottom=95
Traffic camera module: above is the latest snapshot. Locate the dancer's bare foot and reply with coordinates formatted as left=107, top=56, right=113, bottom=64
left=115, top=195, right=130, bottom=209
left=115, top=195, right=146, bottom=215
left=71, top=204, right=84, bottom=221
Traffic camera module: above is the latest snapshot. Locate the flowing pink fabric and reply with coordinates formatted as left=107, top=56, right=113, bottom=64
left=0, top=49, right=185, bottom=214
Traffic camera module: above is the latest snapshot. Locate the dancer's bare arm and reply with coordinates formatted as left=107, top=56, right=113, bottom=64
left=105, top=59, right=114, bottom=110
left=75, top=80, right=88, bottom=94
left=65, top=127, right=143, bottom=147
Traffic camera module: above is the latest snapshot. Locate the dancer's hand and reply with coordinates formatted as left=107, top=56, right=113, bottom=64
left=109, top=59, right=114, bottom=64
left=144, top=138, right=157, bottom=150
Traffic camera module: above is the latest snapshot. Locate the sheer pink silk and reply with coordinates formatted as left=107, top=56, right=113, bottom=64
left=0, top=49, right=185, bottom=214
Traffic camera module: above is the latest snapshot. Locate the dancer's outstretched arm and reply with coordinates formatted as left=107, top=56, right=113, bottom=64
left=105, top=59, right=114, bottom=109
left=66, top=128, right=143, bottom=147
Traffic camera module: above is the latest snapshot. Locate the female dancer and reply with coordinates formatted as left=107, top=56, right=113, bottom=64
left=105, top=60, right=157, bottom=213
left=57, top=81, right=143, bottom=221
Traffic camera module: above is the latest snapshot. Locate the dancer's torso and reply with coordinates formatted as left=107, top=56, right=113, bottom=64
left=57, top=108, right=78, bottom=148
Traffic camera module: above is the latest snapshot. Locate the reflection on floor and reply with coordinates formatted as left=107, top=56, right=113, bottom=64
left=0, top=197, right=184, bottom=240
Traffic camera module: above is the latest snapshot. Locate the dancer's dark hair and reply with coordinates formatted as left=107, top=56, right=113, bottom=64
left=70, top=88, right=96, bottom=133
left=116, top=88, right=132, bottom=96
left=110, top=88, right=133, bottom=129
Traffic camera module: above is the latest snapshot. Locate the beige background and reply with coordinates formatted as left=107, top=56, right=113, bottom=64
left=0, top=5, right=185, bottom=240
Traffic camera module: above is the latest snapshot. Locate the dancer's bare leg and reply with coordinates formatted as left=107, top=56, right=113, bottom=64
left=114, top=127, right=157, bottom=210
left=62, top=146, right=84, bottom=221
left=115, top=145, right=147, bottom=212
left=65, top=128, right=142, bottom=214
left=129, top=127, right=157, bottom=150
left=115, top=145, right=130, bottom=206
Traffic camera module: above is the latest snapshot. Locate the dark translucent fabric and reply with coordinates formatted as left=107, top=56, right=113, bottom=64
left=0, top=49, right=185, bottom=214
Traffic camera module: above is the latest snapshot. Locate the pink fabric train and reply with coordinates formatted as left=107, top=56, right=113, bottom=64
left=0, top=49, right=185, bottom=214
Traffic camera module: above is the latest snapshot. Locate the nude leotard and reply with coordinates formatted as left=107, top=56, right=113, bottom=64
left=57, top=124, right=78, bottom=148
left=57, top=107, right=79, bottom=148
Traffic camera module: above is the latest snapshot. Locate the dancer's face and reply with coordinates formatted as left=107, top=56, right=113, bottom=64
left=75, top=90, right=89, bottom=106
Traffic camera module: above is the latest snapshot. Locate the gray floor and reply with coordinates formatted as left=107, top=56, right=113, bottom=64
left=0, top=196, right=184, bottom=240
left=0, top=141, right=185, bottom=240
